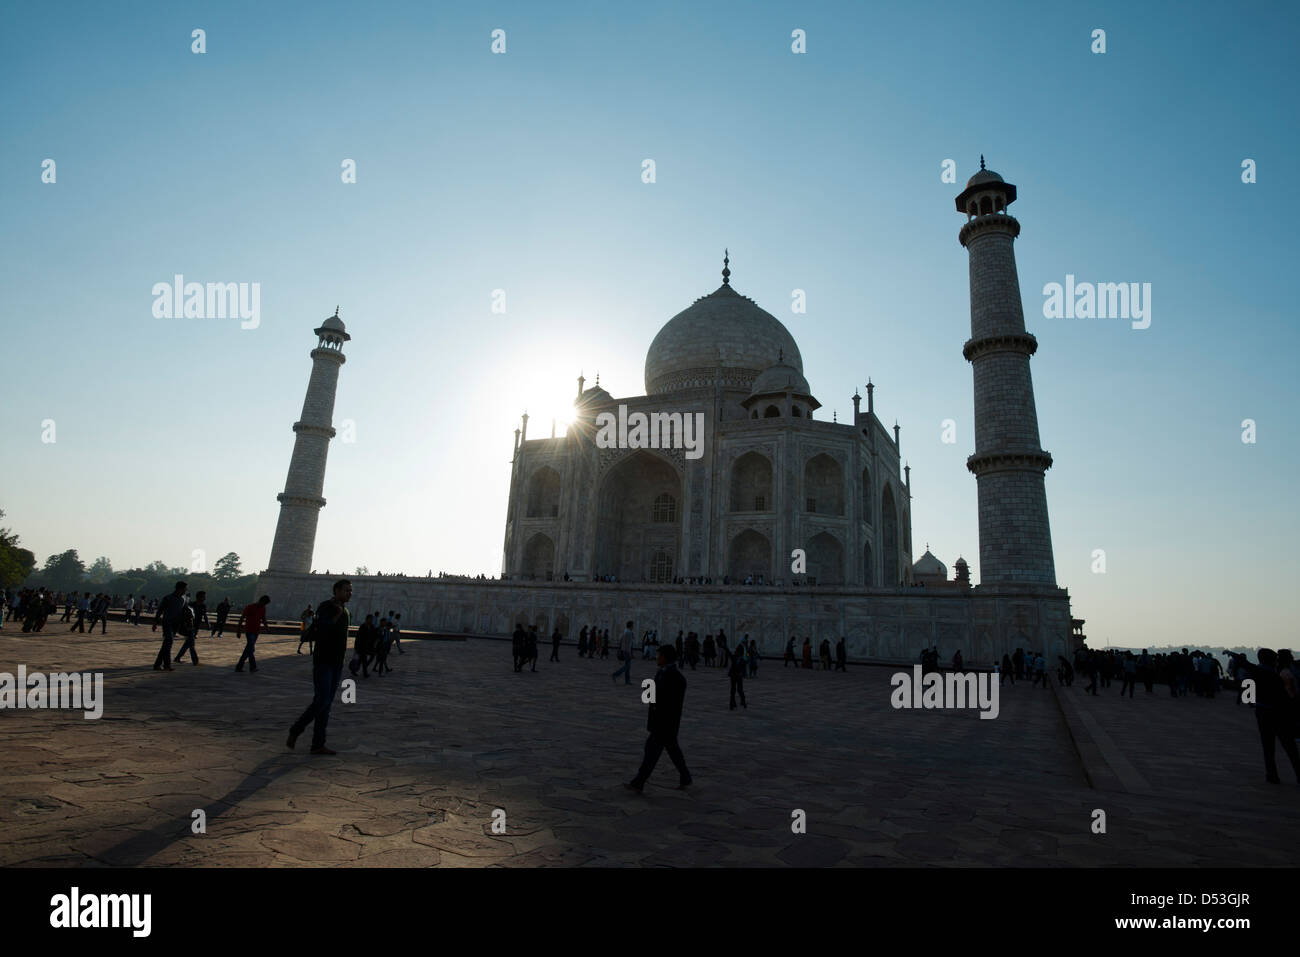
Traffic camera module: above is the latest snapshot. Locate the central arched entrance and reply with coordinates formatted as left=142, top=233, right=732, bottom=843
left=593, top=451, right=682, bottom=582
left=521, top=532, right=556, bottom=581
left=728, top=529, right=772, bottom=582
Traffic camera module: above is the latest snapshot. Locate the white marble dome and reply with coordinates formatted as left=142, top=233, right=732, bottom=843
left=645, top=278, right=802, bottom=396
left=913, top=550, right=947, bottom=579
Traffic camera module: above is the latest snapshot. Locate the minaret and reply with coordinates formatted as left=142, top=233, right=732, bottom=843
left=956, top=159, right=1056, bottom=585
left=268, top=308, right=350, bottom=574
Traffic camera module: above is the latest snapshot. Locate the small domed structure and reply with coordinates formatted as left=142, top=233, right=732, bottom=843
left=913, top=549, right=947, bottom=581
left=750, top=360, right=811, bottom=397
left=741, top=354, right=821, bottom=418
left=314, top=306, right=350, bottom=347
left=953, top=556, right=971, bottom=587
left=965, top=168, right=1003, bottom=187
left=955, top=156, right=1016, bottom=216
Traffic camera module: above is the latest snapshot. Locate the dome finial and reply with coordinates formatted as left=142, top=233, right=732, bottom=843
left=979, top=155, right=985, bottom=171
left=722, top=248, right=731, bottom=285
left=334, top=305, right=340, bottom=318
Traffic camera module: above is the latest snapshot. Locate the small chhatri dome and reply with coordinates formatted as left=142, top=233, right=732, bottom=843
left=645, top=256, right=803, bottom=395
left=912, top=549, right=947, bottom=578
left=749, top=357, right=811, bottom=397
left=965, top=163, right=1005, bottom=187
left=315, top=306, right=351, bottom=341
left=955, top=158, right=1016, bottom=212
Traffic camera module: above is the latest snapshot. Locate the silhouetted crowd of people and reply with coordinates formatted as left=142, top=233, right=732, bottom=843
left=1071, top=647, right=1231, bottom=698
left=346, top=609, right=405, bottom=678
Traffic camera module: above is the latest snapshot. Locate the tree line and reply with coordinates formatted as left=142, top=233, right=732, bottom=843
left=1, top=511, right=260, bottom=607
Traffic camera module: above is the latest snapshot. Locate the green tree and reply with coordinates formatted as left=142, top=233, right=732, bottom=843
left=0, top=510, right=37, bottom=588
left=39, top=549, right=86, bottom=592
left=86, top=555, right=115, bottom=584
left=145, top=560, right=171, bottom=576
left=214, top=552, right=242, bottom=580
left=109, top=575, right=147, bottom=597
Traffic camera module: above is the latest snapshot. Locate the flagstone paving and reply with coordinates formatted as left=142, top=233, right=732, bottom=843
left=0, top=625, right=1296, bottom=867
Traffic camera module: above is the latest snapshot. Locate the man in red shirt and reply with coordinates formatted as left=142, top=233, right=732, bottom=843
left=235, top=595, right=271, bottom=672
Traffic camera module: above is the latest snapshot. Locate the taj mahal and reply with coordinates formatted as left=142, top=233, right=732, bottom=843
left=502, top=250, right=913, bottom=589
left=257, top=162, right=1085, bottom=664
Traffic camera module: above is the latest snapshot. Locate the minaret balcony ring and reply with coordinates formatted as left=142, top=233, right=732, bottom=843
left=958, top=215, right=1021, bottom=247
left=277, top=493, right=327, bottom=508
left=292, top=422, right=338, bottom=438
left=963, top=333, right=1038, bottom=362
left=966, top=450, right=1054, bottom=475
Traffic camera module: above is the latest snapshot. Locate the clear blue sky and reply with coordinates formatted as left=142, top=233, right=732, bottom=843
left=2, top=0, right=1296, bottom=649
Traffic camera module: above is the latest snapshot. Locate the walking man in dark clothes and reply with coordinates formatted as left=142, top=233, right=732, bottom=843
left=190, top=590, right=209, bottom=639
left=174, top=590, right=207, bottom=665
left=1232, top=649, right=1300, bottom=784
left=349, top=614, right=377, bottom=677
left=512, top=623, right=526, bottom=672
left=211, top=597, right=230, bottom=636
left=526, top=625, right=540, bottom=672
left=235, top=595, right=271, bottom=672
left=70, top=592, right=89, bottom=633
left=728, top=642, right=747, bottom=710
left=288, top=579, right=353, bottom=755
left=151, top=581, right=188, bottom=671
left=86, top=594, right=108, bottom=634
left=550, top=626, right=562, bottom=662
left=373, top=617, right=392, bottom=675
left=625, top=644, right=692, bottom=792
left=835, top=637, right=848, bottom=672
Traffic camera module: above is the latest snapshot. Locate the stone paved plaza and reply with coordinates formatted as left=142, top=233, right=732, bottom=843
left=1, top=623, right=1297, bottom=867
